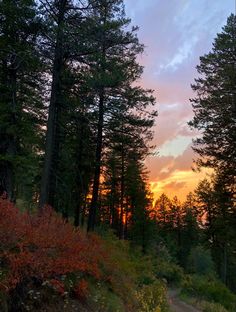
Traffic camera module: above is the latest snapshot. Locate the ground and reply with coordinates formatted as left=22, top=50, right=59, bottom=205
left=168, top=289, right=201, bottom=312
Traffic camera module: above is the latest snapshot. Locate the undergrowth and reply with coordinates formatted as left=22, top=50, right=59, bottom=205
left=181, top=274, right=236, bottom=311
left=0, top=199, right=168, bottom=312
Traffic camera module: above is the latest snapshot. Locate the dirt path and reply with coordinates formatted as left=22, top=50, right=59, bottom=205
left=167, top=289, right=201, bottom=312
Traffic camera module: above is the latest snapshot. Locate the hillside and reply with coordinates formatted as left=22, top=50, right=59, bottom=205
left=0, top=199, right=168, bottom=312
left=1, top=199, right=236, bottom=312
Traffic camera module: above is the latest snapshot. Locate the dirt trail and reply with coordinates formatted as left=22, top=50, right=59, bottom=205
left=167, top=289, right=201, bottom=312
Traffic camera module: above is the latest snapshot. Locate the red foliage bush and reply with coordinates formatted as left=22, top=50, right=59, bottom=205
left=0, top=200, right=26, bottom=251
left=0, top=199, right=104, bottom=292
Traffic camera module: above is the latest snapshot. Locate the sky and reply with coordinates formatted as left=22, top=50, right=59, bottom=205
left=124, top=0, right=235, bottom=201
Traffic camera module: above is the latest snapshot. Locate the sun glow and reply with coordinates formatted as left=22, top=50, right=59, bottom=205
left=150, top=168, right=211, bottom=202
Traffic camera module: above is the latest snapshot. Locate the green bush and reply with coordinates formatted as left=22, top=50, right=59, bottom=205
left=187, top=246, right=215, bottom=276
left=136, top=281, right=168, bottom=312
left=155, top=261, right=184, bottom=286
left=97, top=229, right=168, bottom=312
left=179, top=294, right=229, bottom=312
left=201, top=301, right=229, bottom=312
left=182, top=275, right=236, bottom=311
left=89, top=282, right=126, bottom=312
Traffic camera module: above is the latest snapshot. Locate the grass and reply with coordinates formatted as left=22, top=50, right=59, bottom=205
left=180, top=292, right=229, bottom=312
left=181, top=274, right=236, bottom=312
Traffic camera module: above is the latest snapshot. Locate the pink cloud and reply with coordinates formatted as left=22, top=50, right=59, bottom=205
left=172, top=144, right=195, bottom=171
left=164, top=181, right=187, bottom=191
left=147, top=144, right=195, bottom=182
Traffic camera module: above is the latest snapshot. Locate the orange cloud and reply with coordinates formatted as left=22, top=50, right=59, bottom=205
left=149, top=168, right=209, bottom=202
left=146, top=145, right=211, bottom=202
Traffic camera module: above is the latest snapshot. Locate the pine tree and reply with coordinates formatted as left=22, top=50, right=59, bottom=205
left=195, top=173, right=236, bottom=288
left=102, top=84, right=156, bottom=237
left=38, top=0, right=91, bottom=209
left=83, top=0, right=151, bottom=231
left=181, top=193, right=200, bottom=267
left=124, top=156, right=153, bottom=252
left=189, top=14, right=236, bottom=184
left=0, top=0, right=44, bottom=202
left=154, top=193, right=171, bottom=228
left=169, top=196, right=183, bottom=260
left=39, top=0, right=72, bottom=209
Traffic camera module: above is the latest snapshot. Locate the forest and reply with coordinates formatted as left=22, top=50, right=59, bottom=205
left=0, top=0, right=235, bottom=311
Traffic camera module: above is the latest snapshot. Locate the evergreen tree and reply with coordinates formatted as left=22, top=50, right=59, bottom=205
left=102, top=84, right=156, bottom=237
left=83, top=0, right=153, bottom=231
left=181, top=193, right=200, bottom=267
left=189, top=14, right=236, bottom=184
left=169, top=196, right=183, bottom=261
left=0, top=0, right=157, bottom=252
left=154, top=193, right=171, bottom=228
left=195, top=173, right=236, bottom=289
left=39, top=0, right=74, bottom=209
left=0, top=0, right=44, bottom=202
left=125, top=156, right=153, bottom=252
left=38, top=0, right=93, bottom=209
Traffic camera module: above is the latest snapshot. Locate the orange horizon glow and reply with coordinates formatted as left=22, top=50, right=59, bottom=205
left=149, top=167, right=212, bottom=203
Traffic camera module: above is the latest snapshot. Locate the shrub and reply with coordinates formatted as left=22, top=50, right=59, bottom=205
left=182, top=275, right=236, bottom=311
left=0, top=200, right=168, bottom=311
left=0, top=199, right=104, bottom=292
left=136, top=280, right=168, bottom=312
left=98, top=229, right=168, bottom=312
left=187, top=246, right=215, bottom=276
left=155, top=260, right=184, bottom=286
left=89, top=281, right=126, bottom=312
left=201, top=301, right=229, bottom=312
left=98, top=230, right=138, bottom=309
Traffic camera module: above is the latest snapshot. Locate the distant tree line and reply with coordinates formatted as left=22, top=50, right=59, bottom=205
left=153, top=180, right=235, bottom=292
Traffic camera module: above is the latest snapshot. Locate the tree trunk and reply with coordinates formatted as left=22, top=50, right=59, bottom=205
left=39, top=0, right=67, bottom=209
left=110, top=187, right=117, bottom=229
left=74, top=118, right=85, bottom=227
left=87, top=1, right=108, bottom=231
left=124, top=207, right=128, bottom=239
left=81, top=198, right=86, bottom=227
left=87, top=90, right=104, bottom=231
left=119, top=143, right=125, bottom=239
left=222, top=243, right=227, bottom=284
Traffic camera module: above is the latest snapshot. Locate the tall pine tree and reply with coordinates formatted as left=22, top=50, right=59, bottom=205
left=0, top=0, right=44, bottom=202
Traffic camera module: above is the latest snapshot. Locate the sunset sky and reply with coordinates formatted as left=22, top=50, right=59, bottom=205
left=124, top=0, right=235, bottom=201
